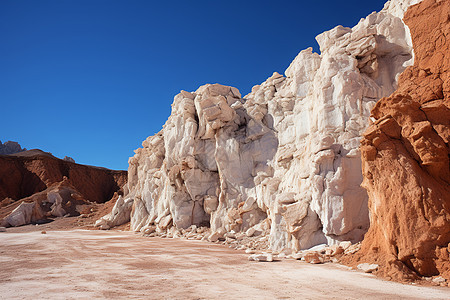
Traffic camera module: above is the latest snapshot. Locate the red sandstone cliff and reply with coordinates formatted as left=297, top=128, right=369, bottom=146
left=351, top=0, right=450, bottom=281
left=0, top=149, right=127, bottom=204
left=0, top=149, right=127, bottom=227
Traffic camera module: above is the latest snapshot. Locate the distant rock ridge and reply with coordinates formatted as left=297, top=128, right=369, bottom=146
left=0, top=140, right=26, bottom=155
left=99, top=0, right=423, bottom=252
left=1, top=178, right=92, bottom=228
left=0, top=149, right=127, bottom=207
left=0, top=146, right=128, bottom=227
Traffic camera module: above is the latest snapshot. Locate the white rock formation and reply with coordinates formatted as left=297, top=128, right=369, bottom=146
left=95, top=196, right=133, bottom=229
left=101, top=0, right=422, bottom=251
left=2, top=202, right=37, bottom=227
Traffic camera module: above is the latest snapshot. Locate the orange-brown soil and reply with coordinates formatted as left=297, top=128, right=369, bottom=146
left=342, top=0, right=450, bottom=282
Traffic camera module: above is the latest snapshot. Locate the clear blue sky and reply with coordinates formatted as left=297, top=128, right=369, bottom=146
left=1, top=0, right=387, bottom=170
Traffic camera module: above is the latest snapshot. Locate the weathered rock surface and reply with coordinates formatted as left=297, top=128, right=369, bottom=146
left=0, top=179, right=95, bottom=227
left=351, top=0, right=450, bottom=281
left=95, top=196, right=133, bottom=229
left=248, top=253, right=274, bottom=262
left=0, top=140, right=26, bottom=155
left=100, top=0, right=424, bottom=251
left=63, top=156, right=75, bottom=163
left=357, top=263, right=379, bottom=273
left=0, top=149, right=127, bottom=204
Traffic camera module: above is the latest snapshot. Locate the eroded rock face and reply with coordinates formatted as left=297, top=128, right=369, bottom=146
left=0, top=149, right=127, bottom=204
left=356, top=0, right=450, bottom=280
left=0, top=140, right=26, bottom=155
left=0, top=179, right=94, bottom=227
left=110, top=0, right=422, bottom=251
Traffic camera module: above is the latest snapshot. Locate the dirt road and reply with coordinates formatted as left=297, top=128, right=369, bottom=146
left=0, top=230, right=448, bottom=299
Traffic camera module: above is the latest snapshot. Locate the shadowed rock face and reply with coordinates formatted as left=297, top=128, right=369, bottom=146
left=357, top=0, right=450, bottom=281
left=0, top=140, right=26, bottom=155
left=0, top=149, right=127, bottom=204
left=0, top=179, right=95, bottom=227
left=105, top=0, right=424, bottom=251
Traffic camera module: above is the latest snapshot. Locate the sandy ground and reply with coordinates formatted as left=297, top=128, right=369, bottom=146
left=0, top=229, right=449, bottom=300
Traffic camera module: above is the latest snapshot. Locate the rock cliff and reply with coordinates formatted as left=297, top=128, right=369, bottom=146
left=349, top=0, right=450, bottom=281
left=102, top=0, right=423, bottom=251
left=0, top=149, right=127, bottom=205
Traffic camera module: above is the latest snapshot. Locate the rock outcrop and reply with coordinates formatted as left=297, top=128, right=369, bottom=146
left=0, top=140, right=26, bottom=155
left=0, top=149, right=127, bottom=227
left=0, top=149, right=127, bottom=204
left=350, top=0, right=450, bottom=281
left=63, top=156, right=76, bottom=163
left=0, top=178, right=94, bottom=227
left=101, top=0, right=423, bottom=251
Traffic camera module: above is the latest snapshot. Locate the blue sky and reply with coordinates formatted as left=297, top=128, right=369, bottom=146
left=1, top=0, right=387, bottom=170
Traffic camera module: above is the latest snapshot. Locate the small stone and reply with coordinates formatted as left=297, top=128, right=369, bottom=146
left=339, top=241, right=352, bottom=250
left=246, top=227, right=256, bottom=237
left=357, top=263, right=379, bottom=273
left=41, top=231, right=47, bottom=234
left=245, top=249, right=255, bottom=254
left=328, top=244, right=344, bottom=256
left=292, top=252, right=303, bottom=260
left=94, top=219, right=107, bottom=227
left=345, top=243, right=361, bottom=254
left=248, top=253, right=273, bottom=262
left=432, top=276, right=446, bottom=285
left=99, top=224, right=110, bottom=230
left=307, top=244, right=327, bottom=253
left=303, top=252, right=324, bottom=264
left=143, top=226, right=156, bottom=235
left=208, top=232, right=220, bottom=242
left=225, top=232, right=236, bottom=239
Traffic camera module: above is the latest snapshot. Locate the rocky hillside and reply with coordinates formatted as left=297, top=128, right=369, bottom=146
left=98, top=0, right=428, bottom=253
left=346, top=0, right=450, bottom=281
left=0, top=149, right=126, bottom=203
left=0, top=149, right=127, bottom=226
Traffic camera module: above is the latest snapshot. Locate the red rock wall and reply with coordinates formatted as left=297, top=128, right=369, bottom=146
left=0, top=152, right=127, bottom=204
left=357, top=0, right=450, bottom=281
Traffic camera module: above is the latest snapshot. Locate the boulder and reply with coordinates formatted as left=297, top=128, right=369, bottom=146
left=303, top=252, right=324, bottom=264
left=248, top=253, right=274, bottom=262
left=94, top=196, right=133, bottom=229
left=357, top=263, right=379, bottom=273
